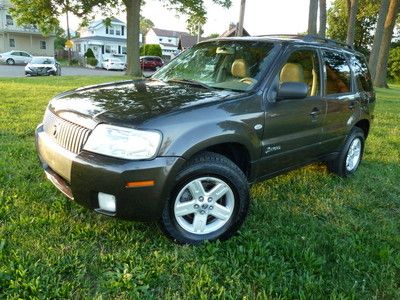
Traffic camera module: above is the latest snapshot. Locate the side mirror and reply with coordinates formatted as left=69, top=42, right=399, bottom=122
left=277, top=82, right=308, bottom=100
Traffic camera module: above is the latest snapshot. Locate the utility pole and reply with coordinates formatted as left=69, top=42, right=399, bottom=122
left=65, top=1, right=72, bottom=65
left=237, top=0, right=246, bottom=36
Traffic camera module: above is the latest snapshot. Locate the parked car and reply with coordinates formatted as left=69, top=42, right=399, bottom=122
left=35, top=35, right=375, bottom=244
left=0, top=51, right=32, bottom=65
left=102, top=58, right=125, bottom=71
left=25, top=57, right=61, bottom=76
left=140, top=56, right=164, bottom=70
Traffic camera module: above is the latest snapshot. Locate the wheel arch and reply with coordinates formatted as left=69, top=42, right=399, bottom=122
left=354, top=119, right=370, bottom=138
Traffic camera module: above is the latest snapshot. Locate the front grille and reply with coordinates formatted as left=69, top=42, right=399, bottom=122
left=43, top=109, right=92, bottom=154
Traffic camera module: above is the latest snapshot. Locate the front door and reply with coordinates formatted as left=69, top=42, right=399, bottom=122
left=260, top=47, right=327, bottom=175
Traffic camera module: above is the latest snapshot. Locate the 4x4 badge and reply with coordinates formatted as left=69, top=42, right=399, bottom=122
left=265, top=145, right=282, bottom=155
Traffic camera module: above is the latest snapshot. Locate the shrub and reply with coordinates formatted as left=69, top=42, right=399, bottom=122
left=86, top=57, right=98, bottom=67
left=140, top=44, right=162, bottom=57
left=388, top=46, right=400, bottom=82
left=84, top=48, right=95, bottom=58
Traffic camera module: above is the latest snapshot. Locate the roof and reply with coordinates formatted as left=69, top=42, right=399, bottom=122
left=88, top=18, right=126, bottom=29
left=200, top=35, right=358, bottom=54
left=152, top=28, right=187, bottom=38
left=73, top=36, right=127, bottom=44
left=220, top=25, right=250, bottom=37
left=179, top=34, right=206, bottom=49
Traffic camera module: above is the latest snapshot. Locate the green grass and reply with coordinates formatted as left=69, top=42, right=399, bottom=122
left=0, top=76, right=399, bottom=299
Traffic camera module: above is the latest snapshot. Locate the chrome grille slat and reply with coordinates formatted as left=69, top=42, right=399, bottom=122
left=43, top=109, right=92, bottom=154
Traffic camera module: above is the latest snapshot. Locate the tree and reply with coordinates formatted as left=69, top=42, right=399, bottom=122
left=140, top=16, right=154, bottom=44
left=373, top=0, right=400, bottom=87
left=308, top=0, right=319, bottom=35
left=54, top=26, right=67, bottom=51
left=327, top=0, right=379, bottom=54
left=208, top=33, right=220, bottom=38
left=369, top=0, right=391, bottom=80
left=186, top=14, right=206, bottom=37
left=9, top=0, right=232, bottom=77
left=346, top=0, right=358, bottom=45
left=388, top=45, right=400, bottom=82
left=319, top=0, right=327, bottom=37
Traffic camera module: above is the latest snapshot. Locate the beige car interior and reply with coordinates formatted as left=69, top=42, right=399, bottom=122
left=279, top=53, right=320, bottom=97
left=231, top=58, right=258, bottom=85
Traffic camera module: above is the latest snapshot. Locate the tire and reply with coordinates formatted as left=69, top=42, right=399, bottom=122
left=327, top=127, right=365, bottom=177
left=6, top=58, right=15, bottom=65
left=160, top=151, right=250, bottom=245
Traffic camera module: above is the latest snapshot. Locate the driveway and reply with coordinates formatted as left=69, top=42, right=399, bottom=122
left=0, top=64, right=154, bottom=77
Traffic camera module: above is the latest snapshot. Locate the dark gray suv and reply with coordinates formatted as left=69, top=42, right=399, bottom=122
left=36, top=35, right=375, bottom=244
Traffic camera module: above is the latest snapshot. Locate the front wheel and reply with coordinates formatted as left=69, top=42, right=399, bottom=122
left=327, top=127, right=365, bottom=177
left=160, top=152, right=250, bottom=244
left=6, top=58, right=15, bottom=65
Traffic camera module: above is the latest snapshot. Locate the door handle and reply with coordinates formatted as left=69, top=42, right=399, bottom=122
left=310, top=107, right=320, bottom=117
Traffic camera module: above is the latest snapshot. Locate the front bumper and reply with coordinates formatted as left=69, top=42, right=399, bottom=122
left=36, top=124, right=186, bottom=220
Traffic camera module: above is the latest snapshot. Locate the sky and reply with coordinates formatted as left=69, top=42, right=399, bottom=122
left=60, top=0, right=333, bottom=36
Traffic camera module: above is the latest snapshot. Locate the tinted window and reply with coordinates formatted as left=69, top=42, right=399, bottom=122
left=323, top=51, right=351, bottom=95
left=279, top=49, right=320, bottom=97
left=352, top=55, right=373, bottom=92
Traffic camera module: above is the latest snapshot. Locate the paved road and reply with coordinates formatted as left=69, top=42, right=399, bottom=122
left=0, top=64, right=154, bottom=78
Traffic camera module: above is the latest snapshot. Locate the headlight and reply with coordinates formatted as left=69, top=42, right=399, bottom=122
left=83, top=124, right=162, bottom=160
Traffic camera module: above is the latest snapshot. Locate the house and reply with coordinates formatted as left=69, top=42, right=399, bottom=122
left=0, top=0, right=55, bottom=55
left=220, top=23, right=250, bottom=37
left=146, top=28, right=203, bottom=59
left=73, top=18, right=142, bottom=65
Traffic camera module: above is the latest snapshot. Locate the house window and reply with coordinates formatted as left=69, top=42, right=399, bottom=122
left=109, top=28, right=114, bottom=35
left=9, top=39, right=15, bottom=47
left=105, top=45, right=111, bottom=53
left=6, top=15, right=14, bottom=26
left=168, top=39, right=172, bottom=43
left=40, top=41, right=46, bottom=50
left=116, top=30, right=121, bottom=36
left=106, top=27, right=109, bottom=34
left=159, top=38, right=162, bottom=42
left=122, top=26, right=125, bottom=36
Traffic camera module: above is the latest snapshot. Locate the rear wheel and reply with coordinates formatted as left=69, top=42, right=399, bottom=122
left=328, top=127, right=365, bottom=177
left=160, top=152, right=250, bottom=244
left=6, top=58, right=15, bottom=65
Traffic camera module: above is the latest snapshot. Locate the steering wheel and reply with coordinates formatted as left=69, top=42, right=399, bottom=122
left=239, top=77, right=257, bottom=85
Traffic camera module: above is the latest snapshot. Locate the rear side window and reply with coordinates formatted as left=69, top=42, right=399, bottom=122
left=351, top=55, right=373, bottom=92
left=323, top=51, right=351, bottom=95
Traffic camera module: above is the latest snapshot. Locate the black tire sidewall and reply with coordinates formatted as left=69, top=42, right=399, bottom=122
left=161, top=154, right=249, bottom=244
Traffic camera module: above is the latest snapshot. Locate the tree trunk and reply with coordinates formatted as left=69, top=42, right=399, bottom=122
left=346, top=0, right=358, bottom=46
left=318, top=0, right=327, bottom=37
left=124, top=0, right=142, bottom=77
left=374, top=0, right=399, bottom=87
left=369, top=0, right=390, bottom=80
left=308, top=0, right=318, bottom=35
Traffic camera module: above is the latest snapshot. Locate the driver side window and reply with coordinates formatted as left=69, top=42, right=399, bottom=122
left=279, top=49, right=321, bottom=97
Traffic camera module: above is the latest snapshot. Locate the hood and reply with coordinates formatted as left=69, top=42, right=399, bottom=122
left=49, top=79, right=239, bottom=127
left=28, top=64, right=55, bottom=68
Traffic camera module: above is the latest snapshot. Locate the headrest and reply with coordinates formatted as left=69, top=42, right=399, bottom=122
left=231, top=59, right=249, bottom=78
left=280, top=63, right=305, bottom=83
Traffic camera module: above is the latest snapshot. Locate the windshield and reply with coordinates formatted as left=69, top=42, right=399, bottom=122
left=153, top=40, right=279, bottom=91
left=31, top=57, right=54, bottom=64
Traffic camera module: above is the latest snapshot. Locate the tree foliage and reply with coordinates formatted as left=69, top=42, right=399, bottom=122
left=388, top=44, right=400, bottom=81
left=327, top=0, right=379, bottom=53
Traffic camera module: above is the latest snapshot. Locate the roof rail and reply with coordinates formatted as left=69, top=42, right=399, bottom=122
left=257, top=34, right=354, bottom=50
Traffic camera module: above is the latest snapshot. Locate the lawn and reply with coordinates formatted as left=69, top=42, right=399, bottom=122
left=0, top=76, right=399, bottom=299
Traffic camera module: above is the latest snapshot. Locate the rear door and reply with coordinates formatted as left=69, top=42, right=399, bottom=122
left=319, top=50, right=358, bottom=152
left=260, top=47, right=327, bottom=175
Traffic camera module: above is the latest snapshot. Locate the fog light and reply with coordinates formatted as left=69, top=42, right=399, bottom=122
left=98, top=193, right=116, bottom=213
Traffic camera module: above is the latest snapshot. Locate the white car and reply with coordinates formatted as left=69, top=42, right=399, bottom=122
left=102, top=58, right=125, bottom=71
left=0, top=51, right=32, bottom=65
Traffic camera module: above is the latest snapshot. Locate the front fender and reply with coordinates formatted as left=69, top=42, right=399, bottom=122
left=162, top=120, right=262, bottom=161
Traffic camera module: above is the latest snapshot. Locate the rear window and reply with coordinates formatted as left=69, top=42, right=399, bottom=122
left=351, top=55, right=373, bottom=92
left=323, top=51, right=351, bottom=95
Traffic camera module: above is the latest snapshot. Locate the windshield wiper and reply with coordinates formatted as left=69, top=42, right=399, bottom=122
left=166, top=78, right=214, bottom=90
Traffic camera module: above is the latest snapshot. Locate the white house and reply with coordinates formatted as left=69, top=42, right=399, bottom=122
left=0, top=0, right=55, bottom=55
left=73, top=18, right=142, bottom=65
left=146, top=28, right=203, bottom=60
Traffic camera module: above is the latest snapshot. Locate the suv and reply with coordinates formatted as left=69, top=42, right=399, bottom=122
left=140, top=56, right=164, bottom=70
left=35, top=35, right=375, bottom=244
